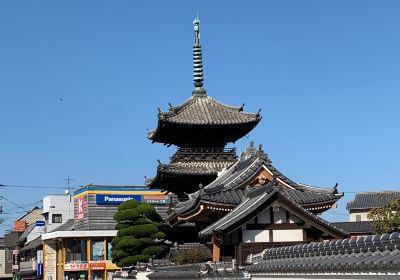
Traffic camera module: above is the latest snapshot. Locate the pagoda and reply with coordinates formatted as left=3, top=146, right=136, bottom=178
left=146, top=17, right=261, bottom=198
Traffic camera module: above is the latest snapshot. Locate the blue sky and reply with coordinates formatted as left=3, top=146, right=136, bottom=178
left=0, top=1, right=399, bottom=233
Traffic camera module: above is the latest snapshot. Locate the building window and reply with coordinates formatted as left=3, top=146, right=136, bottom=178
left=356, top=214, right=362, bottom=222
left=106, top=238, right=113, bottom=260
left=91, top=238, right=105, bottom=261
left=65, top=239, right=87, bottom=262
left=52, top=214, right=62, bottom=223
left=91, top=270, right=104, bottom=280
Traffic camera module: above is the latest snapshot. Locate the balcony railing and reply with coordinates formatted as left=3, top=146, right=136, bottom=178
left=170, top=147, right=237, bottom=161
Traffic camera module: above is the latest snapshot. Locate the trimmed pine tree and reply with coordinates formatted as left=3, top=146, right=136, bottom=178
left=111, top=199, right=167, bottom=267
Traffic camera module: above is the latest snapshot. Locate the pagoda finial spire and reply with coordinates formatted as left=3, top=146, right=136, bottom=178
left=192, top=16, right=206, bottom=95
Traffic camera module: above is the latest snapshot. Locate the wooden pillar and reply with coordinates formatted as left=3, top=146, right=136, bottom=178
left=211, top=233, right=223, bottom=262
left=87, top=238, right=91, bottom=280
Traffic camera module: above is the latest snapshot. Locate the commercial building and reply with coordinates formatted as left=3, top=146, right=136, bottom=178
left=42, top=185, right=171, bottom=280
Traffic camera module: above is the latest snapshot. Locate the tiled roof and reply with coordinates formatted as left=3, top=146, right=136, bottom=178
left=283, top=188, right=339, bottom=206
left=347, top=191, right=400, bottom=210
left=17, top=223, right=36, bottom=244
left=49, top=219, right=74, bottom=232
left=333, top=221, right=373, bottom=235
left=158, top=160, right=235, bottom=175
left=148, top=262, right=248, bottom=280
left=152, top=95, right=260, bottom=127
left=18, top=208, right=43, bottom=225
left=246, top=232, right=400, bottom=274
left=168, top=144, right=342, bottom=221
left=19, top=236, right=42, bottom=252
left=199, top=185, right=347, bottom=238
left=203, top=144, right=338, bottom=195
left=148, top=95, right=261, bottom=146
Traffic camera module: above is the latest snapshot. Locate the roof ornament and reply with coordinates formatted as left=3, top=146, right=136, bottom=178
left=192, top=16, right=207, bottom=96
left=257, top=144, right=271, bottom=163
left=241, top=141, right=257, bottom=161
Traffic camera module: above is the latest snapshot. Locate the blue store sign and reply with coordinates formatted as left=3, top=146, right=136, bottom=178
left=37, top=263, right=43, bottom=277
left=96, top=194, right=142, bottom=205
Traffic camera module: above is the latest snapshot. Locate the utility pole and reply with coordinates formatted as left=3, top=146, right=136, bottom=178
left=64, top=175, right=74, bottom=194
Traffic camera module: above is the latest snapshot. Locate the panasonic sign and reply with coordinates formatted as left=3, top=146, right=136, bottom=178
left=96, top=194, right=142, bottom=205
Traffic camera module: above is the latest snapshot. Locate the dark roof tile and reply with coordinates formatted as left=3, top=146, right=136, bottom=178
left=155, top=95, right=260, bottom=126
left=347, top=191, right=400, bottom=210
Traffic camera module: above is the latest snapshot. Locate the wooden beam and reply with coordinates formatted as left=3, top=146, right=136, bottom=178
left=211, top=234, right=222, bottom=262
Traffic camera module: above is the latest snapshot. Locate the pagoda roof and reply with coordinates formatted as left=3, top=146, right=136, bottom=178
left=156, top=95, right=260, bottom=125
left=199, top=185, right=348, bottom=239
left=146, top=157, right=236, bottom=196
left=148, top=95, right=261, bottom=145
left=167, top=143, right=342, bottom=223
left=156, top=160, right=235, bottom=175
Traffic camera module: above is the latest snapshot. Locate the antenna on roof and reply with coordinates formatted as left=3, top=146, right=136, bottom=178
left=64, top=175, right=74, bottom=195
left=192, top=15, right=206, bottom=96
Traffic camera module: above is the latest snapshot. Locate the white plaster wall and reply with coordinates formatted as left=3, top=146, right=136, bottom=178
left=349, top=211, right=370, bottom=222
left=26, top=229, right=42, bottom=243
left=242, top=230, right=270, bottom=242
left=272, top=229, right=303, bottom=242
left=43, top=194, right=74, bottom=232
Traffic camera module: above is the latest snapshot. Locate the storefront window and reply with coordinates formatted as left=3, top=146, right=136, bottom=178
left=65, top=239, right=88, bottom=262
left=106, top=238, right=113, bottom=260
left=91, top=238, right=105, bottom=261
left=91, top=270, right=104, bottom=280
left=65, top=271, right=88, bottom=280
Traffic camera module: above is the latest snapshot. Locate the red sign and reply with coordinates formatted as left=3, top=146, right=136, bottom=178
left=90, top=262, right=106, bottom=270
left=76, top=196, right=85, bottom=220
left=143, top=195, right=168, bottom=200
left=64, top=263, right=88, bottom=271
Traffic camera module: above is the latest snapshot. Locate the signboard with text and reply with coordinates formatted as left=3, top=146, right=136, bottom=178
left=76, top=196, right=85, bottom=220
left=95, top=194, right=141, bottom=205
left=64, top=263, right=88, bottom=271
left=143, top=195, right=170, bottom=204
left=89, top=262, right=106, bottom=270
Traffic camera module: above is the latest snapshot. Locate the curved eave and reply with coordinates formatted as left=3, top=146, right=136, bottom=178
left=147, top=119, right=261, bottom=145
left=168, top=199, right=234, bottom=226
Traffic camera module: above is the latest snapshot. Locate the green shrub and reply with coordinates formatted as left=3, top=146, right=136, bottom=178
left=142, top=245, right=167, bottom=258
left=174, top=248, right=210, bottom=265
left=119, top=255, right=150, bottom=267
left=112, top=199, right=169, bottom=268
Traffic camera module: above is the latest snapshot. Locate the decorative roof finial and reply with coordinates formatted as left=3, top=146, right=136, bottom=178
left=192, top=15, right=206, bottom=96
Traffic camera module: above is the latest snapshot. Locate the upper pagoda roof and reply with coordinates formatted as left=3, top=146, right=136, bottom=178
left=155, top=95, right=260, bottom=126
left=148, top=17, right=261, bottom=146
left=148, top=95, right=261, bottom=145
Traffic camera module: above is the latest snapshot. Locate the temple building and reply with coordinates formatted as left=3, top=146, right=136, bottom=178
left=168, top=143, right=347, bottom=264
left=147, top=17, right=348, bottom=264
left=146, top=17, right=261, bottom=198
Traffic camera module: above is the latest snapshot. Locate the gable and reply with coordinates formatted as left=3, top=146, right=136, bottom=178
left=218, top=192, right=346, bottom=241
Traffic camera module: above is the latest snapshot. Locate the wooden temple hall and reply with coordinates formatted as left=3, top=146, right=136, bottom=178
left=146, top=17, right=348, bottom=264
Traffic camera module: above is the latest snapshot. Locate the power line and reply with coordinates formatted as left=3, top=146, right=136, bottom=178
left=0, top=184, right=70, bottom=190
left=0, top=196, right=27, bottom=210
